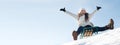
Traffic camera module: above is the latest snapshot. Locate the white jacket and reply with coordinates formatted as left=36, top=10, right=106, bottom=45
left=64, top=10, right=98, bottom=27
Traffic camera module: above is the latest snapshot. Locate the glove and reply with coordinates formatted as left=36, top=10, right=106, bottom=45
left=96, top=6, right=101, bottom=10
left=60, top=8, right=66, bottom=12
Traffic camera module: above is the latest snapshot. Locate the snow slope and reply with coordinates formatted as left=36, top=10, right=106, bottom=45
left=63, top=28, right=120, bottom=45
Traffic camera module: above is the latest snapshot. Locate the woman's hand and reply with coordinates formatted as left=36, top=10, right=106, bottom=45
left=60, top=8, right=66, bottom=12
left=96, top=6, right=101, bottom=10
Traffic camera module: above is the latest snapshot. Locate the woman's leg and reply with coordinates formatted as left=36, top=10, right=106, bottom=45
left=72, top=26, right=84, bottom=40
left=77, top=26, right=84, bottom=35
left=93, top=26, right=107, bottom=33
left=93, top=19, right=114, bottom=32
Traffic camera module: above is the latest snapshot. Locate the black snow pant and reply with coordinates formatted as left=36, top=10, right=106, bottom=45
left=77, top=25, right=107, bottom=35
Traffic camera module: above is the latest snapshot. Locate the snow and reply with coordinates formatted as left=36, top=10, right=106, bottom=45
left=63, top=28, right=120, bottom=45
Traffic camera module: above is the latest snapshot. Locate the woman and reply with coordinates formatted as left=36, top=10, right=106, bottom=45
left=60, top=6, right=114, bottom=40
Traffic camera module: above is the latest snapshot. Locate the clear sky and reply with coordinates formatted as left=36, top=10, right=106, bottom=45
left=0, top=0, right=119, bottom=45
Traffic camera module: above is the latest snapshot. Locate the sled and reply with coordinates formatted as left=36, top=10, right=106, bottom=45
left=80, top=27, right=98, bottom=39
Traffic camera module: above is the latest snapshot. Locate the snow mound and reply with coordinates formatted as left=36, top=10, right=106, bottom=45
left=63, top=28, right=120, bottom=45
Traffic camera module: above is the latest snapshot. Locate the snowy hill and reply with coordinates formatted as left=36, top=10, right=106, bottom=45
left=63, top=28, right=120, bottom=45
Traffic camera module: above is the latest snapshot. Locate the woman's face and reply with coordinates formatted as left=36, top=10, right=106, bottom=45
left=81, top=9, right=86, bottom=14
left=78, top=9, right=86, bottom=17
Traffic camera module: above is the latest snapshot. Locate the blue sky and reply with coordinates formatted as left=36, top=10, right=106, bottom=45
left=0, top=0, right=119, bottom=45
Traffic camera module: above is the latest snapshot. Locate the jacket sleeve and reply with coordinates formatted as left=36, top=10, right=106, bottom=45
left=89, top=10, right=98, bottom=19
left=64, top=11, right=78, bottom=20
